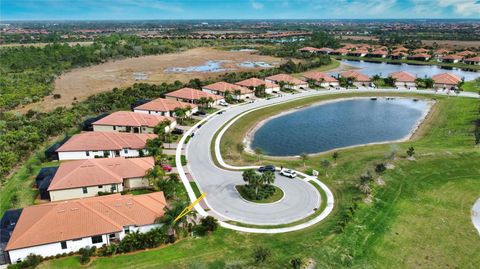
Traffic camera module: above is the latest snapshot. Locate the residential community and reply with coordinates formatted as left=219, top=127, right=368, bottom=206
left=1, top=2, right=479, bottom=269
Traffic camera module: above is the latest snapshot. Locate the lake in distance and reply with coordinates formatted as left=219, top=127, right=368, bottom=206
left=250, top=98, right=430, bottom=156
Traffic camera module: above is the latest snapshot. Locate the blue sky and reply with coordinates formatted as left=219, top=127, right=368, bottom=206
left=1, top=0, right=480, bottom=21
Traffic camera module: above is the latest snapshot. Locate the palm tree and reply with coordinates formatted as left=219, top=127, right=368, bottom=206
left=320, top=159, right=331, bottom=176
left=156, top=201, right=189, bottom=237
left=242, top=169, right=262, bottom=195
left=173, top=107, right=186, bottom=124
left=154, top=119, right=171, bottom=141
left=384, top=76, right=397, bottom=87
left=145, top=165, right=165, bottom=187
left=261, top=171, right=275, bottom=186
left=332, top=152, right=339, bottom=163
left=198, top=97, right=208, bottom=109
left=207, top=97, right=214, bottom=108
left=233, top=89, right=241, bottom=100
left=300, top=153, right=308, bottom=168
left=254, top=147, right=263, bottom=161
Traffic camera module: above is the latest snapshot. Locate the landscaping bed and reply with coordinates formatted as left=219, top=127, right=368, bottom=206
left=235, top=185, right=284, bottom=204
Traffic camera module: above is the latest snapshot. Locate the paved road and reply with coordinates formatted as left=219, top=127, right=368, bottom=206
left=473, top=198, right=480, bottom=235
left=179, top=88, right=478, bottom=230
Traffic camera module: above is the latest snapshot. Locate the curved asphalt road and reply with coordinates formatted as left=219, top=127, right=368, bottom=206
left=179, top=88, right=479, bottom=231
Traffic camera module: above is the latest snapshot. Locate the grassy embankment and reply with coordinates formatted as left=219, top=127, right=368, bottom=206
left=330, top=55, right=480, bottom=71
left=42, top=92, right=480, bottom=268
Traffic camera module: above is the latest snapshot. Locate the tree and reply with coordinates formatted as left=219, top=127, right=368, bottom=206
left=384, top=76, right=397, bottom=87
left=261, top=171, right=275, bottom=185
left=252, top=247, right=271, bottom=264
left=198, top=97, right=208, bottom=109
left=200, top=216, right=218, bottom=233
left=254, top=84, right=266, bottom=98
left=375, top=163, right=386, bottom=174
left=254, top=147, right=263, bottom=161
left=145, top=137, right=163, bottom=159
left=406, top=146, right=415, bottom=157
left=173, top=107, right=187, bottom=124
left=242, top=169, right=263, bottom=195
left=157, top=201, right=189, bottom=237
left=236, top=143, right=245, bottom=153
left=146, top=165, right=165, bottom=187
left=320, top=159, right=331, bottom=176
left=154, top=119, right=172, bottom=142
left=332, top=152, right=339, bottom=163
left=300, top=153, right=308, bottom=168
left=233, top=89, right=241, bottom=100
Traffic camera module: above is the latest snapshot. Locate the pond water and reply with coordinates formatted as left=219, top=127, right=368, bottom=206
left=250, top=98, right=430, bottom=156
left=237, top=61, right=273, bottom=68
left=335, top=60, right=479, bottom=81
left=164, top=60, right=234, bottom=73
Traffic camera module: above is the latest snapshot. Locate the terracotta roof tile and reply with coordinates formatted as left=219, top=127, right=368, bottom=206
left=235, top=78, right=278, bottom=89
left=48, top=157, right=154, bottom=191
left=432, top=73, right=461, bottom=85
left=302, top=71, right=338, bottom=83
left=56, top=132, right=156, bottom=152
left=339, top=71, right=371, bottom=82
left=6, top=192, right=167, bottom=251
left=165, top=87, right=223, bottom=101
left=202, top=82, right=253, bottom=94
left=93, top=111, right=174, bottom=128
left=135, top=98, right=197, bottom=112
left=389, top=71, right=416, bottom=82
left=265, top=74, right=306, bottom=85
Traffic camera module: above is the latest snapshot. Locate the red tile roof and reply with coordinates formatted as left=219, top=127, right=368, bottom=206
left=235, top=78, right=278, bottom=89
left=464, top=56, right=480, bottom=62
left=56, top=132, right=156, bottom=152
left=93, top=111, right=174, bottom=128
left=48, top=157, right=154, bottom=191
left=298, top=46, right=320, bottom=52
left=6, top=192, right=166, bottom=251
left=389, top=71, right=416, bottom=82
left=302, top=71, right=338, bottom=83
left=165, top=87, right=223, bottom=101
left=434, top=49, right=450, bottom=55
left=457, top=50, right=475, bottom=57
left=202, top=82, right=253, bottom=95
left=339, top=71, right=371, bottom=82
left=432, top=73, right=461, bottom=85
left=369, top=50, right=388, bottom=55
left=440, top=54, right=464, bottom=61
left=412, top=48, right=429, bottom=53
left=333, top=48, right=349, bottom=54
left=318, top=47, right=333, bottom=52
left=135, top=98, right=197, bottom=112
left=408, top=53, right=431, bottom=59
left=265, top=74, right=306, bottom=85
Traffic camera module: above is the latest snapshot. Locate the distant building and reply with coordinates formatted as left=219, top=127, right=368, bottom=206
left=407, top=53, right=431, bottom=61
left=134, top=98, right=198, bottom=117
left=5, top=192, right=167, bottom=263
left=165, top=87, right=223, bottom=105
left=456, top=50, right=475, bottom=58
left=389, top=71, right=417, bottom=89
left=56, top=132, right=156, bottom=161
left=464, top=56, right=480, bottom=65
left=317, top=47, right=333, bottom=54
left=412, top=48, right=429, bottom=54
left=201, top=82, right=254, bottom=100
left=367, top=50, right=388, bottom=58
left=330, top=48, right=349, bottom=56
left=439, top=54, right=463, bottom=63
left=265, top=74, right=308, bottom=90
left=298, top=47, right=320, bottom=53
left=390, top=52, right=407, bottom=60
left=302, top=71, right=339, bottom=88
left=347, top=49, right=368, bottom=57
left=48, top=157, right=154, bottom=201
left=339, top=70, right=371, bottom=87
left=235, top=78, right=280, bottom=94
left=92, top=111, right=176, bottom=134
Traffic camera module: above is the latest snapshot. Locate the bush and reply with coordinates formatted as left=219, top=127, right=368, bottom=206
left=8, top=254, right=43, bottom=269
left=252, top=247, right=271, bottom=264
left=200, top=216, right=218, bottom=233
left=78, top=246, right=96, bottom=265
left=290, top=257, right=303, bottom=269
left=53, top=94, right=62, bottom=99
left=237, top=185, right=276, bottom=201
left=375, top=163, right=386, bottom=174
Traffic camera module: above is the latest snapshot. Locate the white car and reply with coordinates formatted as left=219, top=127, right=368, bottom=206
left=280, top=169, right=297, bottom=178
left=218, top=101, right=229, bottom=107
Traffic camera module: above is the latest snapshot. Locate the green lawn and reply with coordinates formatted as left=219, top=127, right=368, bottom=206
left=24, top=93, right=480, bottom=268
left=462, top=79, right=480, bottom=93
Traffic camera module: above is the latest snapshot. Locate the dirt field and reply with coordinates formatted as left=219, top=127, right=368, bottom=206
left=421, top=40, right=480, bottom=49
left=338, top=35, right=379, bottom=41
left=17, top=47, right=281, bottom=113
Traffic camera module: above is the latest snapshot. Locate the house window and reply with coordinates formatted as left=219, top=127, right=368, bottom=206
left=125, top=227, right=130, bottom=234
left=82, top=187, right=88, bottom=194
left=109, top=233, right=116, bottom=239
left=98, top=185, right=103, bottom=188
left=111, top=185, right=117, bottom=192
left=124, top=149, right=128, bottom=154
left=86, top=151, right=90, bottom=157
left=60, top=241, right=67, bottom=249
left=113, top=126, right=116, bottom=130
left=91, top=235, right=103, bottom=244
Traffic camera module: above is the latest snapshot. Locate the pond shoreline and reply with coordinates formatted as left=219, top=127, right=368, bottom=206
left=244, top=96, right=435, bottom=158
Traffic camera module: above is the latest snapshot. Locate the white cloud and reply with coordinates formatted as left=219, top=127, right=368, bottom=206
left=251, top=0, right=264, bottom=10
left=437, top=0, right=480, bottom=16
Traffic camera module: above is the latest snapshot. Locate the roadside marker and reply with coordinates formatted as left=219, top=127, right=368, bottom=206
left=174, top=192, right=207, bottom=222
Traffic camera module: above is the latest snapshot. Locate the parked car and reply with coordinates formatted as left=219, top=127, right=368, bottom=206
left=193, top=110, right=206, bottom=116
left=280, top=169, right=297, bottom=178
left=161, top=164, right=173, bottom=172
left=171, top=128, right=184, bottom=135
left=258, top=165, right=276, bottom=173
left=219, top=100, right=229, bottom=106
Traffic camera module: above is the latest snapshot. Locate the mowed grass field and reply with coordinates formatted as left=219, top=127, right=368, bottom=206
left=40, top=92, right=480, bottom=268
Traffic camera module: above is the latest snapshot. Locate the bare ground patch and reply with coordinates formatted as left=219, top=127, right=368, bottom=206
left=421, top=40, right=480, bottom=49
left=17, top=47, right=282, bottom=113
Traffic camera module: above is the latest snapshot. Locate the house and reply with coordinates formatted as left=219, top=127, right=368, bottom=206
left=439, top=54, right=463, bottom=63
left=298, top=47, right=320, bottom=53
left=265, top=74, right=308, bottom=90
left=434, top=49, right=450, bottom=56
left=201, top=82, right=254, bottom=100
left=342, top=44, right=357, bottom=50
left=317, top=47, right=333, bottom=54
left=456, top=50, right=475, bottom=58
left=390, top=52, right=407, bottom=60
left=302, top=71, right=339, bottom=88
left=393, top=47, right=409, bottom=53
left=389, top=71, right=417, bottom=89
left=235, top=78, right=279, bottom=94
left=331, top=48, right=349, bottom=56
left=407, top=53, right=431, bottom=61
left=339, top=71, right=371, bottom=87
left=5, top=192, right=166, bottom=263
left=133, top=98, right=198, bottom=117
left=347, top=49, right=368, bottom=57
left=464, top=56, right=480, bottom=65
left=412, top=48, right=429, bottom=54
left=432, top=73, right=461, bottom=90
left=164, top=87, right=223, bottom=106
left=92, top=111, right=176, bottom=134
left=367, top=50, right=388, bottom=58
left=47, top=157, right=154, bottom=201
left=56, top=132, right=156, bottom=161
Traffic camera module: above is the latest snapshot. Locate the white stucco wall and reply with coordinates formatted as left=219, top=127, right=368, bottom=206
left=123, top=177, right=149, bottom=189
left=58, top=149, right=143, bottom=161
left=134, top=109, right=171, bottom=117
left=49, top=183, right=123, bottom=201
